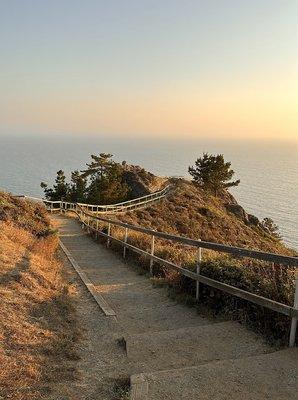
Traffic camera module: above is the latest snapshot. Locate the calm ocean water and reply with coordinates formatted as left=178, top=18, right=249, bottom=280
left=0, top=135, right=297, bottom=250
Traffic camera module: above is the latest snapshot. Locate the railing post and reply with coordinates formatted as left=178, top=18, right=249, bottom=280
left=196, top=240, right=202, bottom=301
left=96, top=219, right=99, bottom=239
left=149, top=234, right=155, bottom=276
left=289, top=272, right=298, bottom=347
left=123, top=227, right=128, bottom=258
left=107, top=223, right=111, bottom=247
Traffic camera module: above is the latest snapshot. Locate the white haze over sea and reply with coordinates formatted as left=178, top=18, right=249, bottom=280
left=0, top=134, right=297, bottom=250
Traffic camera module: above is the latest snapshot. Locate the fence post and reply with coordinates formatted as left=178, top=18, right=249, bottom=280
left=196, top=240, right=202, bottom=301
left=289, top=272, right=298, bottom=347
left=123, top=227, right=128, bottom=258
left=149, top=235, right=155, bottom=276
left=107, top=223, right=111, bottom=247
left=96, top=219, right=99, bottom=239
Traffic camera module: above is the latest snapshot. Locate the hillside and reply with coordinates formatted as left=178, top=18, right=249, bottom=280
left=122, top=163, right=167, bottom=198
left=116, top=178, right=292, bottom=255
left=0, top=192, right=80, bottom=400
left=106, top=178, right=295, bottom=342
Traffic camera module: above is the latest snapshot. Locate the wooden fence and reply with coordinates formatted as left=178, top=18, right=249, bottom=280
left=34, top=198, right=298, bottom=346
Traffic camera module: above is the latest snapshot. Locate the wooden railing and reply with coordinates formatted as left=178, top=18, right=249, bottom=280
left=20, top=194, right=298, bottom=347
left=78, top=184, right=171, bottom=214
left=23, top=185, right=171, bottom=214
left=48, top=201, right=298, bottom=347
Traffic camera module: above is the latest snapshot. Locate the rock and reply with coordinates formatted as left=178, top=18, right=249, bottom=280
left=225, top=204, right=249, bottom=224
left=248, top=214, right=260, bottom=226
left=122, top=164, right=167, bottom=198
left=198, top=207, right=214, bottom=218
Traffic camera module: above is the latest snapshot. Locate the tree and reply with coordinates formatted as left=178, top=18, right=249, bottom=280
left=81, top=153, right=114, bottom=179
left=261, top=217, right=281, bottom=240
left=40, top=153, right=131, bottom=205
left=82, top=154, right=130, bottom=204
left=188, top=153, right=240, bottom=194
left=68, top=170, right=87, bottom=202
left=41, top=170, right=69, bottom=200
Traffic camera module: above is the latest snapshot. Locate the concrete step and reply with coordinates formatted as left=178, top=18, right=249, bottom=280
left=116, top=302, right=212, bottom=334
left=125, top=321, right=270, bottom=372
left=130, top=348, right=298, bottom=400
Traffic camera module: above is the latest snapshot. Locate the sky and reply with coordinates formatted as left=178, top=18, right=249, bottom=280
left=0, top=0, right=297, bottom=141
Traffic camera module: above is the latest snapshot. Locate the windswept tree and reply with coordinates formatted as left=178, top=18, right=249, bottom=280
left=41, top=153, right=130, bottom=204
left=41, top=170, right=69, bottom=201
left=189, top=153, right=240, bottom=195
left=81, top=153, right=114, bottom=179
left=68, top=170, right=87, bottom=202
left=82, top=153, right=130, bottom=204
left=261, top=217, right=281, bottom=240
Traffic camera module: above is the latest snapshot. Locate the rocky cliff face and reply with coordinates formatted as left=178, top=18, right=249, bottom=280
left=122, top=163, right=167, bottom=198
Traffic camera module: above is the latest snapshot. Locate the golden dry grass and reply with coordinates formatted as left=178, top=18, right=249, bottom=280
left=0, top=192, right=51, bottom=237
left=115, top=180, right=293, bottom=255
left=103, top=223, right=296, bottom=342
left=88, top=180, right=296, bottom=343
left=0, top=222, right=80, bottom=400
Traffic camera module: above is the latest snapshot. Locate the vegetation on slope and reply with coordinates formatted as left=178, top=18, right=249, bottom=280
left=41, top=153, right=165, bottom=204
left=0, top=192, right=80, bottom=399
left=116, top=179, right=289, bottom=254
left=0, top=192, right=51, bottom=237
left=41, top=152, right=296, bottom=342
left=102, top=179, right=296, bottom=343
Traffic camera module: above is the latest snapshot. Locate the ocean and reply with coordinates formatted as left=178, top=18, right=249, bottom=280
left=0, top=134, right=297, bottom=249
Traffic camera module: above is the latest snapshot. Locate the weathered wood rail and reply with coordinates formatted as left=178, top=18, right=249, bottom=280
left=31, top=185, right=171, bottom=214
left=25, top=197, right=298, bottom=346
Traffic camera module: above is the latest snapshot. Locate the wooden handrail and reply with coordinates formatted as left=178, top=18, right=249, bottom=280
left=77, top=184, right=170, bottom=209
left=75, top=204, right=298, bottom=346
left=23, top=184, right=171, bottom=214
left=75, top=206, right=298, bottom=267
left=24, top=191, right=298, bottom=346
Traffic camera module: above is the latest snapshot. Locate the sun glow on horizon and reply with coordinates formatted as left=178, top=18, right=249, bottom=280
left=0, top=1, right=297, bottom=142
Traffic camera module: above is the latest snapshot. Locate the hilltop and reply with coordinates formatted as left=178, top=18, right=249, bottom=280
left=115, top=177, right=292, bottom=255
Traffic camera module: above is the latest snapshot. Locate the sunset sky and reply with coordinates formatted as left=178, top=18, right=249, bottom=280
left=0, top=0, right=297, bottom=141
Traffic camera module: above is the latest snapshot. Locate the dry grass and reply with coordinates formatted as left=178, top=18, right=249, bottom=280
left=0, top=221, right=80, bottom=400
left=115, top=180, right=294, bottom=255
left=89, top=181, right=296, bottom=343
left=103, top=224, right=296, bottom=343
left=0, top=192, right=51, bottom=237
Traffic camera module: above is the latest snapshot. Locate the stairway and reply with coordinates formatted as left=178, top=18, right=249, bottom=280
left=54, top=215, right=298, bottom=400
left=130, top=349, right=297, bottom=400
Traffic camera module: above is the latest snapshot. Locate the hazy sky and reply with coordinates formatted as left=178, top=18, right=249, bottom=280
left=0, top=0, right=297, bottom=140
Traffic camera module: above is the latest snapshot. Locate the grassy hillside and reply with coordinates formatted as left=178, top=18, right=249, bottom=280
left=104, top=180, right=296, bottom=343
left=0, top=192, right=80, bottom=400
left=116, top=179, right=292, bottom=254
left=0, top=192, right=50, bottom=236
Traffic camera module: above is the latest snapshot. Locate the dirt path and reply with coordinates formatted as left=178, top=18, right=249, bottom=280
left=51, top=215, right=298, bottom=400
left=50, top=215, right=212, bottom=399
left=49, top=250, right=129, bottom=400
